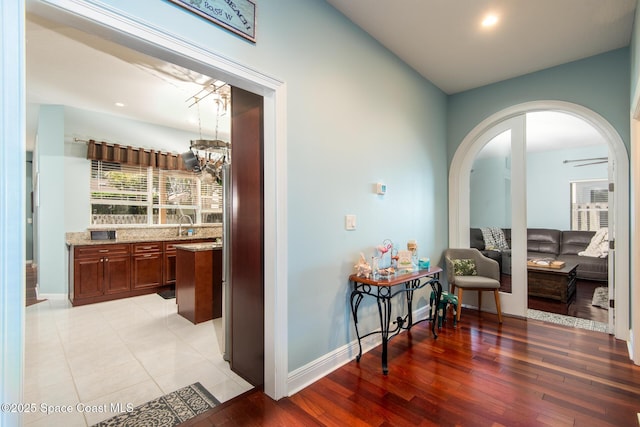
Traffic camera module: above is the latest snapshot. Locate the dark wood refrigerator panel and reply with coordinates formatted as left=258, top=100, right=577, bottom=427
left=230, top=86, right=264, bottom=387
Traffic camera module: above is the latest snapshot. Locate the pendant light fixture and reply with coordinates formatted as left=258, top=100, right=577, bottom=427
left=181, top=81, right=231, bottom=182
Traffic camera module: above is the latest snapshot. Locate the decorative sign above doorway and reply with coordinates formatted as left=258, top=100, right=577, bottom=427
left=168, top=0, right=256, bottom=43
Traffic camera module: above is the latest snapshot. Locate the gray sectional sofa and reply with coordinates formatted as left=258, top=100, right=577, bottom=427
left=470, top=228, right=608, bottom=282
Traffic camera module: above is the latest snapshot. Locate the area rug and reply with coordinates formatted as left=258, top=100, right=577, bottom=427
left=157, top=289, right=176, bottom=299
left=527, top=309, right=608, bottom=333
left=92, top=382, right=219, bottom=427
left=591, top=286, right=609, bottom=309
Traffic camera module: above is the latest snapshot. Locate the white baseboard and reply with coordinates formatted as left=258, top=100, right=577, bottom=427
left=287, top=305, right=431, bottom=396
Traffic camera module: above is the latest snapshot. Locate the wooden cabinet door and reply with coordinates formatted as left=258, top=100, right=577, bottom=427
left=131, top=253, right=163, bottom=290
left=105, top=256, right=131, bottom=295
left=74, top=257, right=104, bottom=299
left=131, top=242, right=163, bottom=290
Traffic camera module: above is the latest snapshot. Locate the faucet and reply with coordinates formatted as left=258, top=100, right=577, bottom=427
left=177, top=214, right=194, bottom=236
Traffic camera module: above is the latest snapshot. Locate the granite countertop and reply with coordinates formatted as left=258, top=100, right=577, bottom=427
left=66, top=226, right=222, bottom=247
left=174, top=242, right=223, bottom=251
left=66, top=235, right=216, bottom=246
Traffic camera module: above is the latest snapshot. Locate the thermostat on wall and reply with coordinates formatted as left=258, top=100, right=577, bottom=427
left=376, top=183, right=386, bottom=195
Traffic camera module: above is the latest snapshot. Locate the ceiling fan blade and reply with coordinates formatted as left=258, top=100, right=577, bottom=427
left=573, top=160, right=608, bottom=167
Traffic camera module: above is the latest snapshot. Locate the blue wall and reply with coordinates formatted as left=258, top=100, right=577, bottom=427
left=35, top=0, right=449, bottom=372
left=527, top=145, right=608, bottom=230
left=36, top=105, right=66, bottom=295
left=470, top=144, right=609, bottom=230
left=448, top=48, right=630, bottom=163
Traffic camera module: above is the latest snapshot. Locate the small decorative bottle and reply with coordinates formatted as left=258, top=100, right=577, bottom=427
left=407, top=240, right=418, bottom=267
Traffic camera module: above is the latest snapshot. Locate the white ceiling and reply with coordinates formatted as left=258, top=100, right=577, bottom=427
left=27, top=1, right=633, bottom=152
left=477, top=111, right=608, bottom=159
left=26, top=15, right=228, bottom=152
left=326, top=0, right=636, bottom=94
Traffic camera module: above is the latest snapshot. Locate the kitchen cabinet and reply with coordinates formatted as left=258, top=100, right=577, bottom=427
left=175, top=244, right=222, bottom=324
left=164, top=239, right=210, bottom=286
left=164, top=241, right=178, bottom=286
left=71, top=244, right=131, bottom=304
left=104, top=255, right=132, bottom=295
left=69, top=238, right=216, bottom=306
left=131, top=242, right=163, bottom=290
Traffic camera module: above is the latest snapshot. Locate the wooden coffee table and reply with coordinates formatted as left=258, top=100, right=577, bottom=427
left=527, top=261, right=578, bottom=303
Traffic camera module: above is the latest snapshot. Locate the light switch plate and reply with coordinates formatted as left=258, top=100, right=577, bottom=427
left=345, top=214, right=356, bottom=230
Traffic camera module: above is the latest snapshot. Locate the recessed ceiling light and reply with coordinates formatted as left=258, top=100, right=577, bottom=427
left=115, top=102, right=125, bottom=107
left=481, top=14, right=499, bottom=28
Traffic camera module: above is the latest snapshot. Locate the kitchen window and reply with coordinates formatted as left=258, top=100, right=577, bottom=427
left=90, top=160, right=221, bottom=226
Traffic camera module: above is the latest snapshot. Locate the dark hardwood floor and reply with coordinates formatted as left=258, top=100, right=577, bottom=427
left=500, top=274, right=608, bottom=323
left=183, top=309, right=640, bottom=426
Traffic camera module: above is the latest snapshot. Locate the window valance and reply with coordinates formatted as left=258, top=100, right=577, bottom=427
left=86, top=139, right=186, bottom=170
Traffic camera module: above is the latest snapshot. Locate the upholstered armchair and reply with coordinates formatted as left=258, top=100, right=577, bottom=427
left=444, top=248, right=503, bottom=324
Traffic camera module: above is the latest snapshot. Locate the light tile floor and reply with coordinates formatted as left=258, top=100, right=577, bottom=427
left=24, top=294, right=253, bottom=426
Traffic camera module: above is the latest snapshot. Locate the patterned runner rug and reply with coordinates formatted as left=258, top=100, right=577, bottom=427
left=92, top=382, right=219, bottom=427
left=527, top=309, right=608, bottom=333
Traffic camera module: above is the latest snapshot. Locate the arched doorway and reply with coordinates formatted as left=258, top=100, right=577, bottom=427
left=449, top=101, right=629, bottom=340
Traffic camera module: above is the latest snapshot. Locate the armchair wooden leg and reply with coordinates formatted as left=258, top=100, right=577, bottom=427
left=493, top=289, right=503, bottom=323
left=456, top=288, right=463, bottom=323
left=478, top=291, right=482, bottom=311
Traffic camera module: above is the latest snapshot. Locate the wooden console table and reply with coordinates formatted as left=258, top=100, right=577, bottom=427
left=349, top=267, right=442, bottom=375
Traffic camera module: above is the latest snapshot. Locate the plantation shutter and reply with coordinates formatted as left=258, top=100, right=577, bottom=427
left=571, top=180, right=609, bottom=231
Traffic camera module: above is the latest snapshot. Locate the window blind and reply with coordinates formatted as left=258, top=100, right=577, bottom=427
left=90, top=160, right=222, bottom=226
left=90, top=161, right=149, bottom=205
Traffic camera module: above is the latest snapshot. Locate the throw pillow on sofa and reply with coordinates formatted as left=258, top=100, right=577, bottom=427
left=452, top=259, right=477, bottom=276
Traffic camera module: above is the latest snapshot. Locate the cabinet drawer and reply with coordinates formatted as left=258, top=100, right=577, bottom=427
left=164, top=241, right=180, bottom=253
left=133, top=242, right=162, bottom=254
left=75, top=244, right=130, bottom=258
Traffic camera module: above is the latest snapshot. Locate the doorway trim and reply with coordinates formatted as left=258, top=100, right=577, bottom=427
left=449, top=100, right=629, bottom=341
left=25, top=0, right=289, bottom=399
